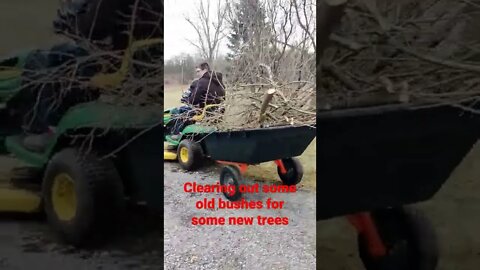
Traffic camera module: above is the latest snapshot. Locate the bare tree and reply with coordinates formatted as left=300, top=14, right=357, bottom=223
left=185, top=0, right=229, bottom=64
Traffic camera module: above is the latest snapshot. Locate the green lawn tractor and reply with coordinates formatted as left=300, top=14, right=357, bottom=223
left=0, top=38, right=163, bottom=247
left=164, top=104, right=316, bottom=202
left=0, top=0, right=163, bottom=246
left=163, top=105, right=218, bottom=171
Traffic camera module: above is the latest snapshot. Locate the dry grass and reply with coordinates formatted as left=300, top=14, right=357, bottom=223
left=164, top=84, right=316, bottom=190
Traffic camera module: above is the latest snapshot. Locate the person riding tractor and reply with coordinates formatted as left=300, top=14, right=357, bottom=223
left=13, top=0, right=163, bottom=153
left=0, top=0, right=163, bottom=246
left=167, top=62, right=226, bottom=140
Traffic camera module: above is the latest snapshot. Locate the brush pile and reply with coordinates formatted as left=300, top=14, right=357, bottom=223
left=318, top=0, right=480, bottom=111
left=195, top=0, right=317, bottom=131
left=202, top=75, right=316, bottom=131
left=12, top=0, right=164, bottom=131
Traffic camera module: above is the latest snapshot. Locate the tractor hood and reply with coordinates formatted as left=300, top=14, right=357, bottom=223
left=56, top=101, right=163, bottom=134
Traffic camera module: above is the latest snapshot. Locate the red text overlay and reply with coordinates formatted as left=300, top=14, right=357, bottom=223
left=184, top=182, right=296, bottom=226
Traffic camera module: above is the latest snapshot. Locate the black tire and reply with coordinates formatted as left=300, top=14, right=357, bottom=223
left=219, top=166, right=243, bottom=201
left=277, top=158, right=303, bottom=185
left=177, top=139, right=204, bottom=171
left=42, top=147, right=125, bottom=247
left=358, top=207, right=438, bottom=270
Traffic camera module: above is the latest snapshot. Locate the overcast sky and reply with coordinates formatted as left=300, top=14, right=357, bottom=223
left=164, top=0, right=228, bottom=60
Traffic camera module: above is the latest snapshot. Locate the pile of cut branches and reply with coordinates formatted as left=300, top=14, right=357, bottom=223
left=318, top=0, right=480, bottom=111
left=199, top=65, right=316, bottom=130
left=197, top=0, right=317, bottom=131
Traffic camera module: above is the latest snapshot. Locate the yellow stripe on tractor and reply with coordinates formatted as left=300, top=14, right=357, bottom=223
left=164, top=150, right=177, bottom=161
left=0, top=183, right=41, bottom=213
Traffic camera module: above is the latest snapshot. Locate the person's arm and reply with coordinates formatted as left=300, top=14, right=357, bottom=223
left=188, top=79, right=206, bottom=106
left=181, top=80, right=197, bottom=104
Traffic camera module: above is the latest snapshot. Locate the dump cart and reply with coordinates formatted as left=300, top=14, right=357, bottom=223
left=166, top=122, right=316, bottom=200
left=202, top=125, right=316, bottom=201
left=317, top=102, right=480, bottom=270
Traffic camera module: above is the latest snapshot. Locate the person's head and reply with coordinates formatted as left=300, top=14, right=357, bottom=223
left=195, top=62, right=210, bottom=78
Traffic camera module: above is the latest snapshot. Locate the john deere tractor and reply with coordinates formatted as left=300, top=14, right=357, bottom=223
left=0, top=0, right=163, bottom=246
left=163, top=105, right=219, bottom=171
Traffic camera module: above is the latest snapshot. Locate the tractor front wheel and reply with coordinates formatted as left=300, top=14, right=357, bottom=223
left=42, top=147, right=125, bottom=247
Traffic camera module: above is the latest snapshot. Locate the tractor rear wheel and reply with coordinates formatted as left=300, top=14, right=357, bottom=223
left=42, top=147, right=125, bottom=246
left=177, top=139, right=204, bottom=171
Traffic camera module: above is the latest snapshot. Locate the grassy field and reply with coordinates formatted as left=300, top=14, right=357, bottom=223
left=165, top=84, right=317, bottom=190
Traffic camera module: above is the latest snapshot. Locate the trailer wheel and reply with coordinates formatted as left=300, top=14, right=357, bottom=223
left=220, top=166, right=243, bottom=201
left=177, top=139, right=204, bottom=171
left=357, top=207, right=438, bottom=270
left=42, top=148, right=125, bottom=247
left=277, top=158, right=303, bottom=185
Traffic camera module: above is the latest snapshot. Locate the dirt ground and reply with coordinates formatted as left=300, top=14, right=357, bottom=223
left=0, top=158, right=166, bottom=270
left=163, top=163, right=316, bottom=270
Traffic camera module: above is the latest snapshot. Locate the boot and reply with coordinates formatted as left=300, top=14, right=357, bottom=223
left=23, top=133, right=54, bottom=153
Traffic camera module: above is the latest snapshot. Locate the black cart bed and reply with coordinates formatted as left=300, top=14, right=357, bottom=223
left=317, top=103, right=480, bottom=220
left=201, top=125, right=316, bottom=164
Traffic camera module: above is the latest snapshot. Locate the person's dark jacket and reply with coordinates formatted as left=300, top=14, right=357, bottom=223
left=187, top=71, right=225, bottom=107
left=181, top=79, right=197, bottom=104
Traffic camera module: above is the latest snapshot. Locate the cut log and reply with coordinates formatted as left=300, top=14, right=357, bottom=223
left=259, top=88, right=277, bottom=125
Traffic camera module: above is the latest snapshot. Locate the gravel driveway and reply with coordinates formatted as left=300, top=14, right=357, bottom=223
left=0, top=157, right=164, bottom=270
left=164, top=163, right=316, bottom=270
left=0, top=212, right=166, bottom=270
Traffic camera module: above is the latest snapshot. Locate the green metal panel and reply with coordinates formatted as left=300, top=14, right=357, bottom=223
left=45, top=102, right=162, bottom=156
left=3, top=102, right=162, bottom=167
left=164, top=135, right=180, bottom=146
left=55, top=102, right=163, bottom=132
left=5, top=136, right=48, bottom=167
left=182, top=124, right=216, bottom=135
